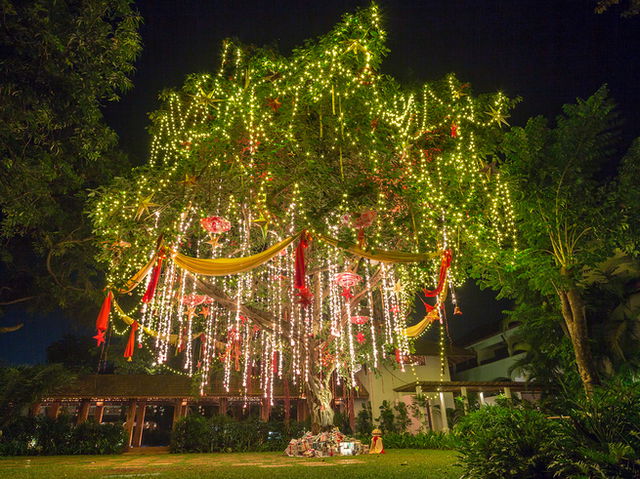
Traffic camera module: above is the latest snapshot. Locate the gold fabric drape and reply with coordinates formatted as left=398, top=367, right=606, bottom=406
left=113, top=298, right=185, bottom=345
left=172, top=233, right=301, bottom=276
left=117, top=253, right=158, bottom=294
left=402, top=284, right=448, bottom=338
left=317, top=234, right=439, bottom=264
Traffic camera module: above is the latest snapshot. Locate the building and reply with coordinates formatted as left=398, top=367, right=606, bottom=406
left=37, top=373, right=367, bottom=448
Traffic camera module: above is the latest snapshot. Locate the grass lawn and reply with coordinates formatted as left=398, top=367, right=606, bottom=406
left=0, top=449, right=460, bottom=478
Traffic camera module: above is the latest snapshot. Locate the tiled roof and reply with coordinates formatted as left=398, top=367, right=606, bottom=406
left=45, top=374, right=368, bottom=400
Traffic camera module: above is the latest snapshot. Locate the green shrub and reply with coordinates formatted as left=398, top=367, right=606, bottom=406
left=550, top=381, right=640, bottom=479
left=376, top=400, right=396, bottom=433
left=375, top=400, right=413, bottom=433
left=455, top=405, right=558, bottom=479
left=382, top=431, right=455, bottom=450
left=356, top=403, right=373, bottom=435
left=170, top=414, right=308, bottom=453
left=0, top=416, right=126, bottom=456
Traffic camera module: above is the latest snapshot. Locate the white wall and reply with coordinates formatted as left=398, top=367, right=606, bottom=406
left=356, top=356, right=455, bottom=432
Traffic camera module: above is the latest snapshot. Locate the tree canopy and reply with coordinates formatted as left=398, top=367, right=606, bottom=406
left=89, top=4, right=518, bottom=431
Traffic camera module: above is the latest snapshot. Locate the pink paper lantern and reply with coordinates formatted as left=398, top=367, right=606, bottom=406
left=351, top=210, right=377, bottom=229
left=334, top=272, right=362, bottom=288
left=350, top=316, right=370, bottom=325
left=181, top=293, right=208, bottom=306
left=200, top=216, right=232, bottom=234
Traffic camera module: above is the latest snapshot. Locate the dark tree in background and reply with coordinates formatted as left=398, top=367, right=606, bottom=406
left=478, top=87, right=640, bottom=395
left=0, top=0, right=141, bottom=316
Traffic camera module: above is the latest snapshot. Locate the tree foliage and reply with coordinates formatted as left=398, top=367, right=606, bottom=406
left=0, top=364, right=75, bottom=427
left=0, top=0, right=141, bottom=314
left=478, top=86, right=640, bottom=393
left=88, top=4, right=518, bottom=429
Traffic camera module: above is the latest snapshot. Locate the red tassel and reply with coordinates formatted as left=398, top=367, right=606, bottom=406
left=123, top=321, right=139, bottom=360
left=423, top=249, right=452, bottom=297
left=142, top=255, right=164, bottom=304
left=94, top=291, right=113, bottom=346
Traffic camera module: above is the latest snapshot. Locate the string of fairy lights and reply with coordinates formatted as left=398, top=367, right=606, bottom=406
left=89, top=4, right=518, bottom=404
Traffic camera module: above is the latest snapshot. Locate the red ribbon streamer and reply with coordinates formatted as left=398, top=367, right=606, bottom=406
left=123, top=321, right=139, bottom=360
left=423, top=249, right=452, bottom=297
left=94, top=291, right=113, bottom=346
left=293, top=231, right=309, bottom=290
left=142, top=255, right=164, bottom=303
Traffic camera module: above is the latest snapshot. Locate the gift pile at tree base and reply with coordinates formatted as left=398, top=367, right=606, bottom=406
left=284, top=428, right=368, bottom=457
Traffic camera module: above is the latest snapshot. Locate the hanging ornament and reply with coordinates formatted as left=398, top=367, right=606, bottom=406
left=454, top=305, right=463, bottom=316
left=351, top=210, right=377, bottom=247
left=356, top=332, right=366, bottom=344
left=334, top=272, right=362, bottom=299
left=201, top=216, right=231, bottom=233
left=134, top=194, right=159, bottom=221
left=350, top=316, right=370, bottom=325
left=181, top=293, right=208, bottom=307
left=450, top=123, right=458, bottom=138
left=201, top=216, right=232, bottom=248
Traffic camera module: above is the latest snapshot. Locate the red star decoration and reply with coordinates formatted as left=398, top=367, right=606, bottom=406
left=93, top=330, right=106, bottom=346
left=341, top=288, right=354, bottom=300
left=356, top=332, right=366, bottom=344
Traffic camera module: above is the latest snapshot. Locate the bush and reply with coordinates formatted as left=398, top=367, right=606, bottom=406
left=355, top=403, right=373, bottom=435
left=382, top=431, right=455, bottom=450
left=170, top=414, right=308, bottom=453
left=550, top=381, right=640, bottom=479
left=455, top=405, right=559, bottom=479
left=0, top=416, right=126, bottom=455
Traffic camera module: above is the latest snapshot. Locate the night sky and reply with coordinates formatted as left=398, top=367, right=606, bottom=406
left=1, top=0, right=639, bottom=364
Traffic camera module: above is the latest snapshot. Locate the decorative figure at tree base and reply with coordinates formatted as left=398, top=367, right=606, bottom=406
left=369, top=428, right=385, bottom=454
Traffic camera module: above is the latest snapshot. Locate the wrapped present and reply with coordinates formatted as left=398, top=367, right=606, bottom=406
left=285, top=439, right=297, bottom=456
left=283, top=428, right=365, bottom=457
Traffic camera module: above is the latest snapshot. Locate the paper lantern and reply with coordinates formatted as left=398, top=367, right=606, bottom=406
left=200, top=216, right=231, bottom=234
left=350, top=316, right=370, bottom=325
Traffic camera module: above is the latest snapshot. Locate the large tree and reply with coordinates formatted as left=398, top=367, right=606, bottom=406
left=480, top=87, right=640, bottom=395
left=90, top=4, right=517, bottom=431
left=0, top=0, right=141, bottom=315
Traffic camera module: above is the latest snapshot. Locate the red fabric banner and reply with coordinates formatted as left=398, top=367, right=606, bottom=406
left=423, top=249, right=452, bottom=297
left=123, top=321, right=139, bottom=360
left=142, top=255, right=164, bottom=303
left=294, top=232, right=314, bottom=308
left=293, top=231, right=309, bottom=290
left=94, top=291, right=113, bottom=346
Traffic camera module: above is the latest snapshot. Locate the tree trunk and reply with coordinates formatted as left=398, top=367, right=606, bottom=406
left=557, top=287, right=600, bottom=396
left=306, top=369, right=335, bottom=434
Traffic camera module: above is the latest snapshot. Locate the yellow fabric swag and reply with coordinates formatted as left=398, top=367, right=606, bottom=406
left=172, top=232, right=301, bottom=276
left=317, top=234, right=440, bottom=264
